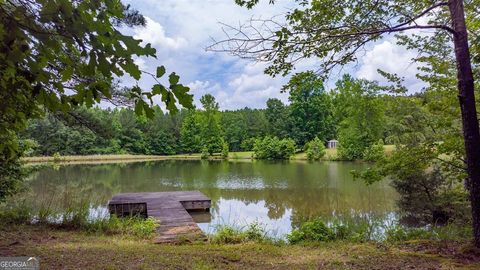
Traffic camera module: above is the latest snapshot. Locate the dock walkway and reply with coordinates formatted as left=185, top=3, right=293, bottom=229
left=108, top=191, right=211, bottom=243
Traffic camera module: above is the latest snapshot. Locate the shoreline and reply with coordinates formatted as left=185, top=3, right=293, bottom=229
left=22, top=154, right=204, bottom=163
left=21, top=145, right=396, bottom=164
left=21, top=152, right=333, bottom=165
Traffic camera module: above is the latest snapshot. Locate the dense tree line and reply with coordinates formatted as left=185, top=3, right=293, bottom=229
left=24, top=72, right=419, bottom=160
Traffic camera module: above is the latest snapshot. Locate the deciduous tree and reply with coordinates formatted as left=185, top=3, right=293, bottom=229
left=0, top=0, right=193, bottom=201
left=211, top=0, right=480, bottom=246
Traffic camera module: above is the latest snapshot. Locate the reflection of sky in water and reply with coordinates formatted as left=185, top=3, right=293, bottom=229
left=89, top=205, right=109, bottom=220
left=197, top=198, right=292, bottom=238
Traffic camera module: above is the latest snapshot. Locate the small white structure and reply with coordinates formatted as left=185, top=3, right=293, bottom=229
left=327, top=139, right=338, bottom=149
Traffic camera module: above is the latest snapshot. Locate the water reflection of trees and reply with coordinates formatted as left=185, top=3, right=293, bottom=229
left=27, top=160, right=397, bottom=224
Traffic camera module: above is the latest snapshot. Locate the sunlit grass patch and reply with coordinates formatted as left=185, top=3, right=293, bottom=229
left=228, top=151, right=253, bottom=159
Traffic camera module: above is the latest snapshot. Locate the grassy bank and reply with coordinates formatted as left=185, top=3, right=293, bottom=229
left=22, top=154, right=170, bottom=163
left=22, top=145, right=396, bottom=164
left=1, top=224, right=479, bottom=269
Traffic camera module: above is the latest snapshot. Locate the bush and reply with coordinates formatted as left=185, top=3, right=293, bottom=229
left=253, top=136, right=295, bottom=160
left=287, top=219, right=334, bottom=243
left=305, top=137, right=326, bottom=161
left=200, top=146, right=209, bottom=159
left=221, top=141, right=229, bottom=159
left=0, top=156, right=28, bottom=202
left=363, top=140, right=384, bottom=162
left=52, top=152, right=62, bottom=162
left=240, top=137, right=257, bottom=151
left=337, top=134, right=367, bottom=161
left=209, top=225, right=245, bottom=244
left=391, top=165, right=470, bottom=226
left=287, top=217, right=377, bottom=244
left=0, top=202, right=32, bottom=225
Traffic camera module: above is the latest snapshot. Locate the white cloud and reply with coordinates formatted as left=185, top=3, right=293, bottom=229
left=133, top=17, right=187, bottom=50
left=121, top=1, right=426, bottom=110
left=133, top=57, right=147, bottom=70
left=221, top=62, right=289, bottom=109
left=187, top=62, right=289, bottom=110
left=355, top=40, right=426, bottom=92
left=187, top=80, right=222, bottom=108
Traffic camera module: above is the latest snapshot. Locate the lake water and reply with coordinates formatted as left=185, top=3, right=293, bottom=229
left=27, top=160, right=398, bottom=237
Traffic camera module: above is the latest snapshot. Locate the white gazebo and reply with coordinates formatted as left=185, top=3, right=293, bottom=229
left=327, top=139, right=338, bottom=149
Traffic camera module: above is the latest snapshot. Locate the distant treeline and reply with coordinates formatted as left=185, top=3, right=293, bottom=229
left=22, top=73, right=423, bottom=160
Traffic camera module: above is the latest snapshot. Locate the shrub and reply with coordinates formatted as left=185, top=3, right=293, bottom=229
left=200, top=146, right=209, bottom=159
left=221, top=141, right=229, bottom=159
left=363, top=140, right=384, bottom=162
left=391, top=165, right=470, bottom=226
left=0, top=203, right=32, bottom=225
left=287, top=217, right=378, bottom=244
left=253, top=136, right=295, bottom=160
left=243, top=222, right=268, bottom=242
left=240, top=137, right=257, bottom=151
left=337, top=134, right=367, bottom=161
left=0, top=155, right=28, bottom=202
left=305, top=137, right=326, bottom=161
left=209, top=225, right=245, bottom=244
left=52, top=152, right=62, bottom=162
left=287, top=219, right=334, bottom=243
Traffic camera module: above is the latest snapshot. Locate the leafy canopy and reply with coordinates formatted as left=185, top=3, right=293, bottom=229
left=0, top=0, right=193, bottom=159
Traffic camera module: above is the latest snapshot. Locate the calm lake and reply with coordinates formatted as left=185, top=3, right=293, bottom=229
left=27, top=160, right=398, bottom=237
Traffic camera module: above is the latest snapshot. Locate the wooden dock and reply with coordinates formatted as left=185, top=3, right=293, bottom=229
left=108, top=191, right=211, bottom=243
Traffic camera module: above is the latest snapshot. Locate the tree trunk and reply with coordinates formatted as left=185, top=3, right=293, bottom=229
left=448, top=0, right=480, bottom=247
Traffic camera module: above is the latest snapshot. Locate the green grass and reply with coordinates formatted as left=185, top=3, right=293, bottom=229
left=285, top=217, right=472, bottom=244
left=228, top=151, right=254, bottom=159
left=1, top=224, right=479, bottom=269
left=22, top=145, right=397, bottom=164
left=22, top=154, right=173, bottom=163
left=208, top=223, right=279, bottom=244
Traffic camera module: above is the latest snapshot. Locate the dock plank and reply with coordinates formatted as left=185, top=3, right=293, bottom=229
left=108, top=191, right=211, bottom=243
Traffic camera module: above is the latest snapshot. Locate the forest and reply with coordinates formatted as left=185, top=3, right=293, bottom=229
left=24, top=73, right=414, bottom=161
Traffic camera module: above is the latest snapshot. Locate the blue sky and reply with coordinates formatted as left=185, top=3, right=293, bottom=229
left=122, top=0, right=426, bottom=110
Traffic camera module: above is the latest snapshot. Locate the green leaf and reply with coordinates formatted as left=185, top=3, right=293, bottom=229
left=143, top=102, right=155, bottom=118
left=134, top=100, right=144, bottom=115
left=169, top=72, right=180, bottom=85
left=143, top=43, right=156, bottom=56
left=165, top=92, right=178, bottom=113
left=152, top=84, right=167, bottom=96
left=120, top=60, right=141, bottom=80
left=171, top=84, right=193, bottom=108
left=156, top=66, right=166, bottom=78
left=61, top=67, right=73, bottom=81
